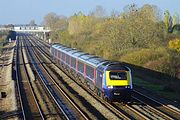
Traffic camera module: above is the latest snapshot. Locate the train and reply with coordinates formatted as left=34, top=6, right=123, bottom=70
left=50, top=43, right=133, bottom=102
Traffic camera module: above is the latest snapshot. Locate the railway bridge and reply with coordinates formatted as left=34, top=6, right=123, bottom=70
left=13, top=25, right=51, bottom=43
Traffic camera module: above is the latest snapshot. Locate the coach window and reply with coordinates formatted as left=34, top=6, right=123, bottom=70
left=71, top=57, right=76, bottom=69
left=52, top=48, right=54, bottom=55
left=66, top=55, right=70, bottom=65
left=86, top=65, right=94, bottom=80
left=55, top=49, right=58, bottom=57
left=53, top=48, right=55, bottom=56
left=58, top=50, right=61, bottom=58
left=78, top=61, right=84, bottom=74
left=62, top=52, right=65, bottom=61
left=96, top=70, right=103, bottom=88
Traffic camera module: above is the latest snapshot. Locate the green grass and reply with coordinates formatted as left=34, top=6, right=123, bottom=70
left=133, top=77, right=180, bottom=101
left=158, top=91, right=180, bottom=100
left=133, top=77, right=164, bottom=91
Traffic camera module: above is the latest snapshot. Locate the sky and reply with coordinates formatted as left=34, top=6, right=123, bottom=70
left=0, top=0, right=179, bottom=25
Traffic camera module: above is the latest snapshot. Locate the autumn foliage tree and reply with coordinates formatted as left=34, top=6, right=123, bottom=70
left=43, top=4, right=180, bottom=78
left=169, top=38, right=180, bottom=52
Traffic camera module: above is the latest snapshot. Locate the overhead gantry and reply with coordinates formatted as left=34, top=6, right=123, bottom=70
left=13, top=25, right=51, bottom=43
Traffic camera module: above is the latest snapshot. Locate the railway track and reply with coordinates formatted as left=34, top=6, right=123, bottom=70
left=24, top=36, right=89, bottom=120
left=29, top=35, right=150, bottom=120
left=27, top=35, right=132, bottom=119
left=23, top=36, right=68, bottom=119
left=131, top=97, right=174, bottom=120
left=26, top=34, right=180, bottom=120
left=133, top=90, right=180, bottom=120
left=16, top=37, right=45, bottom=119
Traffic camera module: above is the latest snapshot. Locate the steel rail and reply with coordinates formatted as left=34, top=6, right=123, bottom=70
left=132, top=96, right=174, bottom=120
left=15, top=38, right=26, bottom=120
left=31, top=34, right=180, bottom=120
left=25, top=38, right=76, bottom=120
left=134, top=90, right=180, bottom=114
left=20, top=39, right=45, bottom=120
left=30, top=36, right=132, bottom=120
left=31, top=43, right=89, bottom=120
left=133, top=91, right=180, bottom=119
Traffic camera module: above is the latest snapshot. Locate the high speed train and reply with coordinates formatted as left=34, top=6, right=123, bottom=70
left=50, top=44, right=133, bottom=102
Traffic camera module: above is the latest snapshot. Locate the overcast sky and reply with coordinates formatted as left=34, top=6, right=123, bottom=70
left=0, top=0, right=179, bottom=25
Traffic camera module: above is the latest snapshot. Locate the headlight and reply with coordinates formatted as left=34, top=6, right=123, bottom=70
left=107, top=86, right=113, bottom=89
left=125, top=85, right=130, bottom=88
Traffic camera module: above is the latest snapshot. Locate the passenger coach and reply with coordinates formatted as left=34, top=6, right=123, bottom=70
left=50, top=44, right=133, bottom=102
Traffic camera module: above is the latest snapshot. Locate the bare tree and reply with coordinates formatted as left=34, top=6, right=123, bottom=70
left=91, top=5, right=106, bottom=18
left=43, top=12, right=59, bottom=30
left=29, top=20, right=36, bottom=26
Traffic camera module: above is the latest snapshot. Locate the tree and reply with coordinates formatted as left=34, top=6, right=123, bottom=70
left=68, top=13, right=80, bottom=35
left=55, top=15, right=68, bottom=30
left=123, top=3, right=138, bottom=14
left=90, top=5, right=106, bottom=18
left=111, top=10, right=119, bottom=19
left=177, top=13, right=180, bottom=23
left=43, top=12, right=67, bottom=31
left=169, top=38, right=180, bottom=52
left=43, top=12, right=60, bottom=30
left=163, top=10, right=171, bottom=32
left=173, top=12, right=180, bottom=26
left=118, top=4, right=164, bottom=48
left=140, top=4, right=162, bottom=22
left=29, top=20, right=36, bottom=26
left=68, top=12, right=96, bottom=35
left=43, top=12, right=68, bottom=43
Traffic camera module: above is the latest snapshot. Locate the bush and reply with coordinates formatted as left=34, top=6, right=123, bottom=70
left=169, top=38, right=180, bottom=52
left=144, top=57, right=176, bottom=76
left=144, top=49, right=180, bottom=78
left=120, top=48, right=166, bottom=66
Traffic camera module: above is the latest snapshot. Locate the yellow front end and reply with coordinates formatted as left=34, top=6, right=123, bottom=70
left=106, top=71, right=130, bottom=86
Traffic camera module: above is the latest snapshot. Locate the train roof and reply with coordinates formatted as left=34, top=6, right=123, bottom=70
left=51, top=44, right=109, bottom=67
